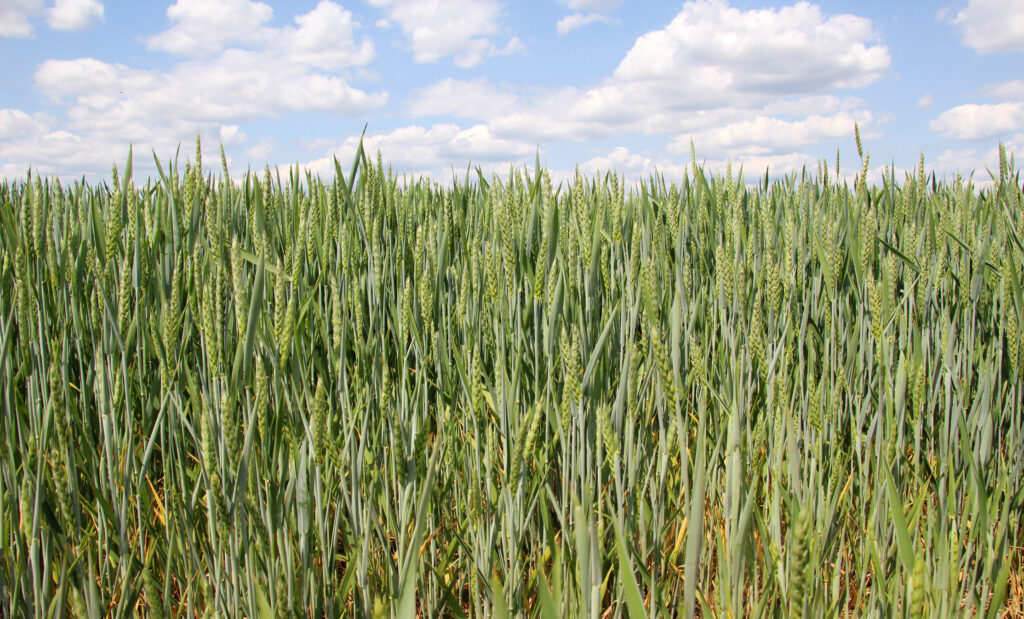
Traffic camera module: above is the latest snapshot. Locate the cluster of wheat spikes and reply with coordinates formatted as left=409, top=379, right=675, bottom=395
left=1, top=133, right=1022, bottom=617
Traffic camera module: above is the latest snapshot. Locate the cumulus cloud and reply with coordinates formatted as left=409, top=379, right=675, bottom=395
left=0, top=121, right=122, bottom=175
left=614, top=0, right=889, bottom=92
left=5, top=0, right=894, bottom=184
left=408, top=78, right=519, bottom=119
left=948, top=0, right=1024, bottom=54
left=1, top=0, right=104, bottom=36
left=146, top=0, right=374, bottom=69
left=929, top=134, right=1023, bottom=182
left=362, top=0, right=891, bottom=183
left=555, top=0, right=620, bottom=35
left=368, top=0, right=523, bottom=67
left=569, top=146, right=682, bottom=182
left=147, top=0, right=274, bottom=55
left=702, top=151, right=823, bottom=180
left=0, top=109, right=112, bottom=180
left=930, top=78, right=1024, bottom=141
left=916, top=94, right=934, bottom=110
left=550, top=145, right=818, bottom=187
left=557, top=0, right=621, bottom=11
left=0, top=109, right=50, bottom=139
left=668, top=110, right=875, bottom=156
left=35, top=52, right=385, bottom=135
left=929, top=102, right=1024, bottom=141
left=245, top=139, right=274, bottom=161
left=982, top=80, right=1024, bottom=99
left=46, top=0, right=103, bottom=31
left=429, top=1, right=889, bottom=144
left=0, top=0, right=42, bottom=37
left=1, top=2, right=383, bottom=178
left=282, top=1, right=376, bottom=70
left=218, top=124, right=245, bottom=146
left=556, top=12, right=616, bottom=34
left=306, top=123, right=536, bottom=180
left=581, top=146, right=653, bottom=173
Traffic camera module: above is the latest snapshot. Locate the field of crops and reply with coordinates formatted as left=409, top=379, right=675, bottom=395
left=1, top=135, right=1022, bottom=617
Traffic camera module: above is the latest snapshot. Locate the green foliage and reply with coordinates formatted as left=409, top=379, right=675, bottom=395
left=0, top=142, right=1021, bottom=617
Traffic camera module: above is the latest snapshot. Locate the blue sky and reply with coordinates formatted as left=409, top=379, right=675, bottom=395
left=1, top=0, right=1022, bottom=184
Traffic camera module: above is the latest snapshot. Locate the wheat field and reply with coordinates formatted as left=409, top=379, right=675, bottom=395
left=1, top=135, right=1022, bottom=617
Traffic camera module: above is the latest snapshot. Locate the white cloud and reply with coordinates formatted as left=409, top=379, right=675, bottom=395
left=218, top=124, right=245, bottom=146
left=929, top=102, right=1024, bottom=140
left=392, top=1, right=889, bottom=178
left=555, top=0, right=620, bottom=35
left=368, top=0, right=522, bottom=67
left=453, top=1, right=887, bottom=140
left=614, top=0, right=889, bottom=92
left=701, top=151, right=820, bottom=179
left=0, top=122, right=121, bottom=174
left=408, top=78, right=519, bottom=119
left=147, top=0, right=274, bottom=55
left=300, top=137, right=335, bottom=151
left=146, top=0, right=374, bottom=68
left=486, top=91, right=632, bottom=142
left=245, top=138, right=274, bottom=160
left=46, top=0, right=103, bottom=31
left=1, top=0, right=103, bottom=36
left=0, top=109, right=49, bottom=139
left=558, top=0, right=621, bottom=11
left=982, top=79, right=1024, bottom=99
left=556, top=12, right=616, bottom=35
left=2, top=112, right=253, bottom=180
left=930, top=134, right=1023, bottom=182
left=306, top=123, right=536, bottom=179
left=582, top=146, right=652, bottom=172
left=1, top=2, right=384, bottom=178
left=35, top=52, right=385, bottom=131
left=761, top=94, right=865, bottom=117
left=860, top=163, right=911, bottom=187
left=930, top=77, right=1024, bottom=141
left=949, top=0, right=1024, bottom=54
left=552, top=145, right=816, bottom=186
left=570, top=146, right=676, bottom=182
left=0, top=0, right=43, bottom=37
left=493, top=36, right=526, bottom=57
left=279, top=1, right=376, bottom=70
left=4, top=0, right=895, bottom=183
left=916, top=94, right=934, bottom=110
left=668, top=110, right=874, bottom=156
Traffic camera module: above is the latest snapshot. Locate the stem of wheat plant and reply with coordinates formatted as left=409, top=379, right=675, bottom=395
left=1, top=135, right=1022, bottom=617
